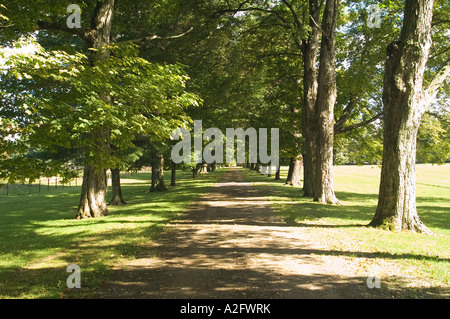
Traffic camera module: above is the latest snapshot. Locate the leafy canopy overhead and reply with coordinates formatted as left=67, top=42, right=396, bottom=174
left=0, top=40, right=200, bottom=182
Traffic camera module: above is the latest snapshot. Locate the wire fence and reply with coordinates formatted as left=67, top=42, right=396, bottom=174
left=0, top=176, right=79, bottom=198
left=0, top=169, right=152, bottom=198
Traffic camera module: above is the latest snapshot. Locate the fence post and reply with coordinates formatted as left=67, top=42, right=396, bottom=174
left=6, top=183, right=9, bottom=197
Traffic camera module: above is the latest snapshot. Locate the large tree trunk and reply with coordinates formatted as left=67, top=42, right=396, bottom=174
left=370, top=0, right=435, bottom=234
left=76, top=0, right=115, bottom=218
left=108, top=168, right=126, bottom=206
left=77, top=126, right=111, bottom=218
left=285, top=155, right=303, bottom=186
left=301, top=0, right=322, bottom=197
left=150, top=153, right=167, bottom=192
left=77, top=165, right=108, bottom=219
left=313, top=0, right=340, bottom=205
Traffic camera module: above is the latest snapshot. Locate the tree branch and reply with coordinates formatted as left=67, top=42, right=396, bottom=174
left=334, top=98, right=358, bottom=133
left=257, top=51, right=302, bottom=59
left=281, top=0, right=302, bottom=30
left=424, top=60, right=450, bottom=108
left=37, top=20, right=89, bottom=42
left=213, top=7, right=293, bottom=30
left=0, top=24, right=14, bottom=29
left=335, top=112, right=383, bottom=135
left=117, top=27, right=194, bottom=45
left=309, top=13, right=325, bottom=37
left=426, top=111, right=450, bottom=125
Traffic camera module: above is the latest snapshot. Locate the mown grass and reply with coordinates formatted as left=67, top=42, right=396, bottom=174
left=243, top=164, right=450, bottom=297
left=0, top=169, right=226, bottom=299
left=1, top=164, right=448, bottom=298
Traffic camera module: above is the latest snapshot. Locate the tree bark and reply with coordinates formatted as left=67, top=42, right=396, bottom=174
left=301, top=0, right=322, bottom=197
left=108, top=168, right=126, bottom=206
left=286, top=157, right=294, bottom=182
left=77, top=165, right=108, bottom=219
left=77, top=126, right=111, bottom=218
left=275, top=162, right=281, bottom=180
left=370, top=0, right=436, bottom=234
left=76, top=0, right=115, bottom=219
left=170, top=163, right=176, bottom=187
left=285, top=155, right=303, bottom=186
left=150, top=153, right=167, bottom=192
left=313, top=0, right=340, bottom=205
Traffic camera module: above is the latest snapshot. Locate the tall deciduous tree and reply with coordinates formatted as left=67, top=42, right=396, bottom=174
left=1, top=0, right=199, bottom=218
left=370, top=0, right=450, bottom=233
left=313, top=0, right=340, bottom=204
left=301, top=0, right=322, bottom=197
left=76, top=0, right=115, bottom=219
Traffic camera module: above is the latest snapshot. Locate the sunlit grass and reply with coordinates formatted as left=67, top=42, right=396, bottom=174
left=1, top=164, right=448, bottom=298
left=244, top=164, right=450, bottom=296
left=0, top=169, right=226, bottom=299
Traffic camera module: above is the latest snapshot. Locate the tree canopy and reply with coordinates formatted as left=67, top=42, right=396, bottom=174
left=0, top=0, right=448, bottom=225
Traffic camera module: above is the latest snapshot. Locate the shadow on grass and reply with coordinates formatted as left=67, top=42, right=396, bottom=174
left=242, top=169, right=450, bottom=232
left=0, top=169, right=227, bottom=298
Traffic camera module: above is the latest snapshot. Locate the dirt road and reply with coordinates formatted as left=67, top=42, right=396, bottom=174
left=95, top=167, right=391, bottom=299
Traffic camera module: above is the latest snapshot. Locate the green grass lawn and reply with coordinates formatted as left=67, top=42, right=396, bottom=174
left=1, top=164, right=448, bottom=299
left=0, top=169, right=226, bottom=299
left=243, top=164, right=450, bottom=297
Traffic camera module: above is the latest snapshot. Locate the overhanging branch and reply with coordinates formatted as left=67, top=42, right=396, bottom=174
left=37, top=20, right=90, bottom=42
left=424, top=60, right=450, bottom=108
left=0, top=24, right=14, bottom=29
left=213, top=7, right=293, bottom=30
left=281, top=0, right=302, bottom=30
left=334, top=98, right=358, bottom=133
left=117, top=27, right=194, bottom=45
left=426, top=111, right=450, bottom=125
left=335, top=112, right=383, bottom=135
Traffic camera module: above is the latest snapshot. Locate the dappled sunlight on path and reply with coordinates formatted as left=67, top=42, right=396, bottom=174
left=95, top=167, right=399, bottom=299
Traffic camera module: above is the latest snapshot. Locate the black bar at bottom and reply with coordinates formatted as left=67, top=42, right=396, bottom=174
left=0, top=299, right=443, bottom=318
